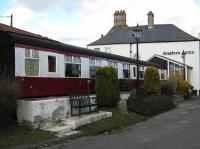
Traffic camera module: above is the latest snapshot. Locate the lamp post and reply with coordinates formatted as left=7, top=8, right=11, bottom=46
left=132, top=24, right=142, bottom=89
left=181, top=50, right=186, bottom=80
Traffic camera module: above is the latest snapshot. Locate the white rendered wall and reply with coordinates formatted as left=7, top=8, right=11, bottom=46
left=81, top=57, right=89, bottom=78
left=88, top=41, right=200, bottom=91
left=15, top=47, right=25, bottom=76
left=15, top=47, right=137, bottom=80
left=15, top=47, right=65, bottom=78
left=17, top=97, right=71, bottom=128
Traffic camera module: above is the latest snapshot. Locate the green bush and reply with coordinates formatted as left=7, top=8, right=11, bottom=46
left=95, top=67, right=120, bottom=107
left=143, top=67, right=160, bottom=95
left=0, top=72, right=19, bottom=123
left=127, top=94, right=176, bottom=116
left=161, top=81, right=176, bottom=97
left=171, top=76, right=189, bottom=97
left=136, top=86, right=148, bottom=97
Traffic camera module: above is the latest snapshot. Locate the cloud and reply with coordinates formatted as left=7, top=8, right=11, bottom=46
left=3, top=6, right=35, bottom=28
left=11, top=0, right=64, bottom=12
left=2, top=0, right=200, bottom=47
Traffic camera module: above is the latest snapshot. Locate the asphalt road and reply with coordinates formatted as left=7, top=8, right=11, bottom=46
left=49, top=98, right=200, bottom=149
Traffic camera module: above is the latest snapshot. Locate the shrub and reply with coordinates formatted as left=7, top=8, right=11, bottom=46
left=127, top=94, right=176, bottom=116
left=136, top=86, right=148, bottom=97
left=95, top=67, right=120, bottom=107
left=171, top=76, right=189, bottom=97
left=0, top=71, right=20, bottom=123
left=143, top=67, right=160, bottom=95
left=161, top=80, right=176, bottom=97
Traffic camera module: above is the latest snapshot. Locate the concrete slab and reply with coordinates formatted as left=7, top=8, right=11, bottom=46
left=41, top=111, right=112, bottom=137
left=42, top=125, right=72, bottom=135
left=62, top=111, right=112, bottom=129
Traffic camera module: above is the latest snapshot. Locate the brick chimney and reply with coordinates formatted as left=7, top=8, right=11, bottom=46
left=147, top=11, right=154, bottom=29
left=113, top=10, right=127, bottom=28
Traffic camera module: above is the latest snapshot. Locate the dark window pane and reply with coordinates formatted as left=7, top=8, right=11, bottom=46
left=123, top=70, right=130, bottom=78
left=139, top=71, right=144, bottom=79
left=133, top=67, right=136, bottom=77
left=48, top=56, right=56, bottom=72
left=90, top=66, right=100, bottom=78
left=65, top=63, right=81, bottom=77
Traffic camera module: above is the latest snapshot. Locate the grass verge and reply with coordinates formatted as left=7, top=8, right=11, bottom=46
left=78, top=109, right=148, bottom=136
left=0, top=123, right=55, bottom=149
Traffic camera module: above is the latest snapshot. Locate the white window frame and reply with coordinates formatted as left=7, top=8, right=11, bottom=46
left=48, top=55, right=57, bottom=74
left=105, top=47, right=111, bottom=53
left=133, top=66, right=136, bottom=78
left=122, top=63, right=130, bottom=79
left=89, top=58, right=102, bottom=78
left=25, top=49, right=40, bottom=76
left=139, top=66, right=144, bottom=79
left=64, top=55, right=81, bottom=77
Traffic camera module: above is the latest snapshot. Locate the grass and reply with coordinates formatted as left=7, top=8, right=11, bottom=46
left=0, top=122, right=55, bottom=149
left=0, top=110, right=148, bottom=148
left=78, top=109, right=148, bottom=136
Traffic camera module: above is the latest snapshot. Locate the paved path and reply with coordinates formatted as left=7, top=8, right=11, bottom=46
left=48, top=98, right=200, bottom=149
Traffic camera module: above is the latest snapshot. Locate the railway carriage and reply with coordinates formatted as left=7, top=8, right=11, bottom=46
left=0, top=23, right=165, bottom=97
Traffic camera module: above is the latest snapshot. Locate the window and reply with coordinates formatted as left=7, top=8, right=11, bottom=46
left=175, top=64, right=180, bottom=76
left=89, top=58, right=102, bottom=78
left=160, top=69, right=166, bottom=80
left=105, top=47, right=111, bottom=53
left=180, top=66, right=184, bottom=79
left=94, top=48, right=100, bottom=51
left=108, top=61, right=118, bottom=68
left=133, top=67, right=136, bottom=78
left=108, top=61, right=118, bottom=74
left=123, top=63, right=130, bottom=78
left=25, top=49, right=39, bottom=76
left=139, top=67, right=144, bottom=79
left=65, top=56, right=81, bottom=77
left=169, top=62, right=174, bottom=78
left=48, top=56, right=56, bottom=72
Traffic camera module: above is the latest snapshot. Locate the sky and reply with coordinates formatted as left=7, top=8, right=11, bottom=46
left=0, top=0, right=200, bottom=47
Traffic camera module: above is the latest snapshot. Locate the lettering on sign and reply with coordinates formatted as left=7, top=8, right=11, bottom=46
left=163, top=50, right=194, bottom=55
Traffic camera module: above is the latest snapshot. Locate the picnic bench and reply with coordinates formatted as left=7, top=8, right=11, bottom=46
left=69, top=94, right=98, bottom=116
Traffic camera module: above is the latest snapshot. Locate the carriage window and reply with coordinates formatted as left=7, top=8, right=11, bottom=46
left=65, top=56, right=81, bottom=77
left=25, top=49, right=39, bottom=76
left=139, top=67, right=144, bottom=79
left=89, top=58, right=102, bottom=78
left=94, top=48, right=100, bottom=51
left=123, top=63, right=130, bottom=79
left=108, top=61, right=118, bottom=74
left=48, top=56, right=56, bottom=73
left=133, top=67, right=136, bottom=78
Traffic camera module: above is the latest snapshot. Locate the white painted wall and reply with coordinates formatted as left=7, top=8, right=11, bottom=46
left=15, top=48, right=65, bottom=78
left=15, top=47, right=25, bottom=76
left=15, top=47, right=138, bottom=80
left=39, top=51, right=64, bottom=78
left=17, top=97, right=71, bottom=128
left=88, top=41, right=200, bottom=92
left=81, top=57, right=89, bottom=78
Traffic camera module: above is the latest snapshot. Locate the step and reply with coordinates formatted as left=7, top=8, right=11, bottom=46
left=42, top=125, right=72, bottom=136
left=56, top=130, right=80, bottom=138
left=61, top=111, right=112, bottom=129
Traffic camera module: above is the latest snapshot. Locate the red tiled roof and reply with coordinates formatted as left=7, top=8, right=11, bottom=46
left=0, top=23, right=49, bottom=40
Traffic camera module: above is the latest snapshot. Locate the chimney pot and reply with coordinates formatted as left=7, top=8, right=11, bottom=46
left=148, top=11, right=154, bottom=29
left=113, top=10, right=127, bottom=28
